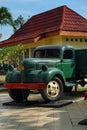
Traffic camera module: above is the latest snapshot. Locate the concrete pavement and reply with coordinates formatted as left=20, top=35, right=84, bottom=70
left=0, top=91, right=87, bottom=130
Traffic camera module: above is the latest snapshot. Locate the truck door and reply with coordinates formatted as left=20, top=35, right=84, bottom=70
left=61, top=49, right=75, bottom=79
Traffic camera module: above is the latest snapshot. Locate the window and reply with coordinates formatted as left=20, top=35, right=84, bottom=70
left=75, top=39, right=78, bottom=42
left=46, top=49, right=60, bottom=58
left=63, top=50, right=73, bottom=59
left=71, top=38, right=73, bottom=42
left=66, top=38, right=69, bottom=41
left=80, top=39, right=82, bottom=42
left=35, top=50, right=45, bottom=58
left=34, top=49, right=60, bottom=58
left=85, top=39, right=87, bottom=42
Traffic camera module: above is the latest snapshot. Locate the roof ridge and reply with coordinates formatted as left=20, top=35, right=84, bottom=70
left=60, top=5, right=66, bottom=30
left=67, top=6, right=87, bottom=21
left=32, top=5, right=65, bottom=17
left=60, top=5, right=87, bottom=30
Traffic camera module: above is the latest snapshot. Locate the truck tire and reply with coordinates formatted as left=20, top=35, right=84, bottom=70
left=40, top=77, right=63, bottom=102
left=8, top=89, right=30, bottom=103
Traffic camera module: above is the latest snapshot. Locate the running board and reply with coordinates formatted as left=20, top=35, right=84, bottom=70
left=66, top=81, right=76, bottom=87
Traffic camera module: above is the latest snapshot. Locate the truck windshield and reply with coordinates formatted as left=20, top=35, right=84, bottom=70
left=34, top=49, right=60, bottom=58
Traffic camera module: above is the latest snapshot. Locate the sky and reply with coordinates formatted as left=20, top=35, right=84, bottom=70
left=0, top=0, right=87, bottom=41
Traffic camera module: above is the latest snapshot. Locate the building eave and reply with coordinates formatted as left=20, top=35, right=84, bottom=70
left=59, top=30, right=87, bottom=36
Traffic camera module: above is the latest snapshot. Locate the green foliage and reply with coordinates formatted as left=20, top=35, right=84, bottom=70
left=0, top=7, right=13, bottom=26
left=0, top=6, right=25, bottom=35
left=12, top=15, right=25, bottom=33
left=0, top=44, right=25, bottom=66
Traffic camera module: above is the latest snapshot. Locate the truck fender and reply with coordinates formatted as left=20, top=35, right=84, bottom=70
left=42, top=68, right=66, bottom=85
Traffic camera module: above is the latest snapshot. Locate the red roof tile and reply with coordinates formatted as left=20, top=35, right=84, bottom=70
left=61, top=6, right=87, bottom=32
left=0, top=5, right=87, bottom=47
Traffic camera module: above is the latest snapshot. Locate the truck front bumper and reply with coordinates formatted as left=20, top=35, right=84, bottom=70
left=4, top=82, right=46, bottom=89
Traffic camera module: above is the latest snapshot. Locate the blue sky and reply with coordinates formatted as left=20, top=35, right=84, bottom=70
left=0, top=0, right=87, bottom=41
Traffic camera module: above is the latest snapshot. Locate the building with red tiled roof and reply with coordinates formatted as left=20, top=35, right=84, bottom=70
left=0, top=5, right=87, bottom=57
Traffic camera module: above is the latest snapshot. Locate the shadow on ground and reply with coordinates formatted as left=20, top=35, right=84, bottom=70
left=2, top=90, right=86, bottom=108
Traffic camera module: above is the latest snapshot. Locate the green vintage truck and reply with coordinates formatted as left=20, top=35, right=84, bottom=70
left=4, top=44, right=87, bottom=102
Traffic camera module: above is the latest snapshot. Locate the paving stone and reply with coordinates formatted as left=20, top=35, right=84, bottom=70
left=0, top=92, right=87, bottom=130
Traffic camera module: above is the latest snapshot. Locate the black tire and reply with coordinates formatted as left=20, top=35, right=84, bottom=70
left=40, top=77, right=63, bottom=102
left=8, top=89, right=30, bottom=102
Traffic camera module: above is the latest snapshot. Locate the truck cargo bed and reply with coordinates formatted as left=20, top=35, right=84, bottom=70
left=75, top=49, right=87, bottom=77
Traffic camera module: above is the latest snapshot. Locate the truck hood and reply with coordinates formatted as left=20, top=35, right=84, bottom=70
left=22, top=58, right=61, bottom=70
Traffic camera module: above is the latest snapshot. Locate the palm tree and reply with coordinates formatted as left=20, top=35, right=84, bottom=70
left=0, top=7, right=13, bottom=26
left=0, top=7, right=13, bottom=38
left=12, top=15, right=25, bottom=33
left=0, top=6, right=25, bottom=38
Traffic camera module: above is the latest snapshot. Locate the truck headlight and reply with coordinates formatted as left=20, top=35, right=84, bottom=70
left=41, top=65, right=48, bottom=71
left=17, top=65, right=24, bottom=71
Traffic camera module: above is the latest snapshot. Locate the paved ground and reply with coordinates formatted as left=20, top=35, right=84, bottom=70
left=0, top=91, right=87, bottom=130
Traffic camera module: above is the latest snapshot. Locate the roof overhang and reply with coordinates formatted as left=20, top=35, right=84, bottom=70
left=0, top=30, right=87, bottom=48
left=59, top=30, right=87, bottom=36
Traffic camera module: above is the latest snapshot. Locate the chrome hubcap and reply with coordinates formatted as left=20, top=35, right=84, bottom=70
left=47, top=80, right=60, bottom=97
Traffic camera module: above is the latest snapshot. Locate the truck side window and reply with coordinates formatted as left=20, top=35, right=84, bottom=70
left=63, top=50, right=73, bottom=59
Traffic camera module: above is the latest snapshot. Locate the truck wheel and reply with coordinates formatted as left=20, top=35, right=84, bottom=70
left=40, top=77, right=63, bottom=102
left=8, top=89, right=30, bottom=103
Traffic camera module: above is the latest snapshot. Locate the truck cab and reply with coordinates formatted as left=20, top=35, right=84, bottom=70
left=34, top=45, right=75, bottom=80
left=4, top=45, right=76, bottom=102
